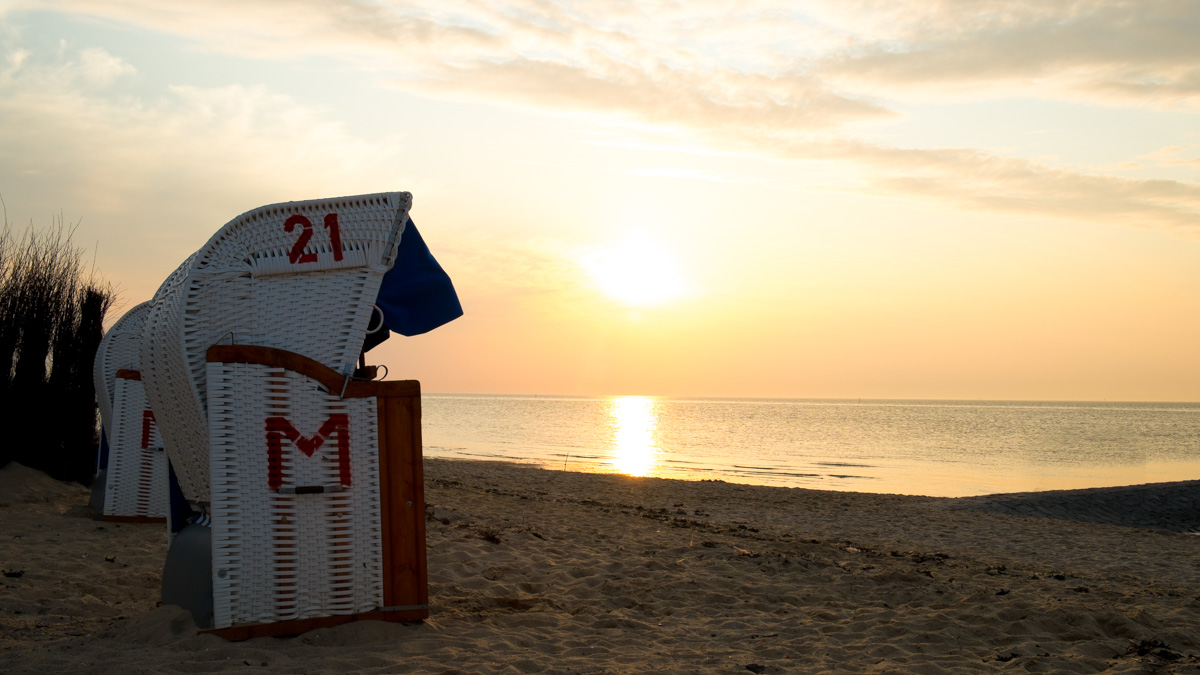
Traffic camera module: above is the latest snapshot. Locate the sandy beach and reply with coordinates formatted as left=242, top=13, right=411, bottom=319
left=3, top=458, right=1199, bottom=673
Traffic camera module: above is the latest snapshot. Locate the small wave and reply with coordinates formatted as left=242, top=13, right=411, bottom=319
left=732, top=464, right=787, bottom=471
left=665, top=463, right=714, bottom=471
left=816, top=461, right=874, bottom=468
left=552, top=452, right=605, bottom=460
left=732, top=469, right=823, bottom=479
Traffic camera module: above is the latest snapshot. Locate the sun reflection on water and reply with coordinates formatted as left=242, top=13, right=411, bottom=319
left=608, top=396, right=660, bottom=477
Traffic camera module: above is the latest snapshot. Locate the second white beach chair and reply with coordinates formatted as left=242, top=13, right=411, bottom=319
left=89, top=301, right=168, bottom=522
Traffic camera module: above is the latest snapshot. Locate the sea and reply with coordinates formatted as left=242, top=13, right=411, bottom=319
left=421, top=395, right=1200, bottom=497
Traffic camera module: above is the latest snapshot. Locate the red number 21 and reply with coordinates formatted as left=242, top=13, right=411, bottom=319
left=284, top=213, right=344, bottom=265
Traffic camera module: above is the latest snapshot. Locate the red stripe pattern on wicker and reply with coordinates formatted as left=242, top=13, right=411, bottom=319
left=103, top=373, right=168, bottom=519
left=93, top=302, right=168, bottom=521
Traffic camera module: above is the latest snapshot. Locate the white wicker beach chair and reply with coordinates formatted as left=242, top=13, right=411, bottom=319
left=141, top=191, right=455, bottom=638
left=89, top=301, right=168, bottom=522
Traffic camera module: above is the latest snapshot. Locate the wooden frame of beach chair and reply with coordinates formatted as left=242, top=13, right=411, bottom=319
left=90, top=302, right=168, bottom=523
left=140, top=191, right=429, bottom=637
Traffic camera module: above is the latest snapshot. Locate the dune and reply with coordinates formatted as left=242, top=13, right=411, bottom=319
left=2, top=458, right=1199, bottom=673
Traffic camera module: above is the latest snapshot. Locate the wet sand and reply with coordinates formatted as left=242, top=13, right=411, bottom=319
left=2, top=458, right=1199, bottom=673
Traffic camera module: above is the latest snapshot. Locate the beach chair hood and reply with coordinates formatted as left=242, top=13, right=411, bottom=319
left=140, top=192, right=460, bottom=506
left=93, top=301, right=152, bottom=441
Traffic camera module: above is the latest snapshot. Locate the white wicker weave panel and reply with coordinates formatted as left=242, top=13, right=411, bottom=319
left=94, top=302, right=151, bottom=440
left=142, top=254, right=209, bottom=504
left=141, top=193, right=410, bottom=505
left=207, top=361, right=384, bottom=629
left=103, top=377, right=168, bottom=518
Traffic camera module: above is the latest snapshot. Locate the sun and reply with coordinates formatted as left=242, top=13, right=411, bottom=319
left=581, top=236, right=689, bottom=307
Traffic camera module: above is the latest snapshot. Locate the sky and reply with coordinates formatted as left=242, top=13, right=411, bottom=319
left=1, top=0, right=1199, bottom=401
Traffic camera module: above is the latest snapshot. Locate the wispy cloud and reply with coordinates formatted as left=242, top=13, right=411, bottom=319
left=1141, top=145, right=1200, bottom=168
left=744, top=138, right=1200, bottom=235
left=817, top=0, right=1200, bottom=106
left=860, top=146, right=1200, bottom=234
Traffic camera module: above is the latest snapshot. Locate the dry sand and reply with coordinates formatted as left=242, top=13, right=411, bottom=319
left=2, top=458, right=1200, bottom=673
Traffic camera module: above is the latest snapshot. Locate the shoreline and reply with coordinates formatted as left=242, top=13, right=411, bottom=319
left=429, top=451, right=1200, bottom=520
left=3, top=458, right=1200, bottom=672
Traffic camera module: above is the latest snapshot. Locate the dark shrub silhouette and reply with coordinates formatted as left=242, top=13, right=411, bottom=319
left=0, top=214, right=114, bottom=483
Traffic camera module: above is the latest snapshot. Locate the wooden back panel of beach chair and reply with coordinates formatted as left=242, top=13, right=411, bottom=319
left=204, top=345, right=427, bottom=637
left=101, top=369, right=168, bottom=522
left=141, top=192, right=412, bottom=507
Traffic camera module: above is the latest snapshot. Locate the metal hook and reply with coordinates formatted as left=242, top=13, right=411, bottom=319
left=365, top=305, right=385, bottom=334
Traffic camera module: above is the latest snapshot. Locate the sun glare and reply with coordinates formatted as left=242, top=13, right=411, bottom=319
left=582, top=237, right=689, bottom=308
left=608, top=396, right=660, bottom=477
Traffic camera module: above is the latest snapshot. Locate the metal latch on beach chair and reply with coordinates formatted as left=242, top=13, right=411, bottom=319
left=274, top=484, right=347, bottom=495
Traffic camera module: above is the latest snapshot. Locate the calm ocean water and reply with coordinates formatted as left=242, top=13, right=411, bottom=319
left=421, top=395, right=1200, bottom=497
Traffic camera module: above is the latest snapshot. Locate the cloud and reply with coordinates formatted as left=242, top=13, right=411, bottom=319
left=16, top=1, right=892, bottom=129
left=1140, top=145, right=1200, bottom=168
left=0, top=41, right=426, bottom=276
left=22, top=0, right=499, bottom=63
left=27, top=1, right=1200, bottom=109
left=6, top=0, right=1200, bottom=235
left=78, top=46, right=134, bottom=86
left=415, top=57, right=892, bottom=134
left=0, top=39, right=134, bottom=91
left=810, top=140, right=1200, bottom=235
left=817, top=0, right=1200, bottom=106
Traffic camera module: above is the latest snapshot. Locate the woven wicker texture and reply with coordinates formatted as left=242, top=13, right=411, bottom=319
left=207, top=360, right=383, bottom=629
left=93, top=302, right=152, bottom=439
left=103, top=375, right=169, bottom=518
left=141, top=192, right=411, bottom=505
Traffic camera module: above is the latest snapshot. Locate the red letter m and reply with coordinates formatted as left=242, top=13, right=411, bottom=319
left=265, top=414, right=352, bottom=490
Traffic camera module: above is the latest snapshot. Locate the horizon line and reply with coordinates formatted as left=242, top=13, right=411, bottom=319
left=419, top=393, right=1200, bottom=406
